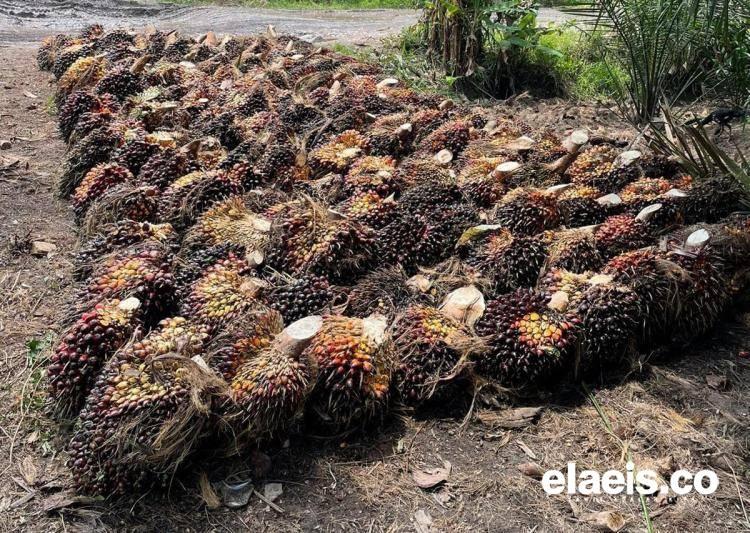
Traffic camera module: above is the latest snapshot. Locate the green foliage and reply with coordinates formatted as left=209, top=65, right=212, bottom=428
left=23, top=334, right=55, bottom=412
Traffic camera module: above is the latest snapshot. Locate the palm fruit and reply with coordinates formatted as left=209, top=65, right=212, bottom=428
left=58, top=91, right=99, bottom=141
left=266, top=201, right=376, bottom=282
left=305, top=315, right=391, bottom=428
left=60, top=125, right=124, bottom=197
left=537, top=268, right=592, bottom=309
left=56, top=56, right=107, bottom=106
left=525, top=128, right=567, bottom=164
left=379, top=204, right=478, bottom=271
left=38, top=34, right=73, bottom=71
left=342, top=156, right=400, bottom=198
left=394, top=155, right=453, bottom=187
left=683, top=176, right=745, bottom=224
left=392, top=305, right=469, bottom=404
left=619, top=177, right=672, bottom=205
left=474, top=289, right=579, bottom=386
left=365, top=113, right=414, bottom=156
left=558, top=196, right=608, bottom=227
left=72, top=163, right=134, bottom=219
left=565, top=145, right=619, bottom=189
left=457, top=158, right=508, bottom=208
left=181, top=255, right=262, bottom=332
left=82, top=184, right=160, bottom=234
left=138, top=147, right=200, bottom=190
left=80, top=244, right=175, bottom=318
left=252, top=138, right=297, bottom=183
left=574, top=282, right=642, bottom=373
left=48, top=298, right=142, bottom=415
left=68, top=107, right=116, bottom=143
left=461, top=227, right=548, bottom=292
left=67, top=316, right=212, bottom=495
left=335, top=191, right=398, bottom=229
left=309, top=130, right=370, bottom=174
left=344, top=265, right=417, bottom=319
left=112, top=134, right=162, bottom=176
left=52, top=43, right=95, bottom=79
left=639, top=154, right=681, bottom=179
left=542, top=228, right=604, bottom=273
left=75, top=220, right=176, bottom=279
left=94, top=29, right=134, bottom=51
left=417, top=120, right=471, bottom=155
left=594, top=214, right=653, bottom=259
left=493, top=188, right=561, bottom=236
left=94, top=66, right=143, bottom=101
left=602, top=248, right=677, bottom=344
left=157, top=170, right=244, bottom=228
left=396, top=181, right=463, bottom=213
left=265, top=275, right=334, bottom=324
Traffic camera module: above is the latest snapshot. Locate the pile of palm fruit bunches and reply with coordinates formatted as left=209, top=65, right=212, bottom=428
left=38, top=24, right=750, bottom=497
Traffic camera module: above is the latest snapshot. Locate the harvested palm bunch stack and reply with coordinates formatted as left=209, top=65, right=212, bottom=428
left=40, top=26, right=750, bottom=498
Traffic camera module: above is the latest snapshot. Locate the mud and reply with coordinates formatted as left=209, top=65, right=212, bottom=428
left=0, top=0, right=570, bottom=45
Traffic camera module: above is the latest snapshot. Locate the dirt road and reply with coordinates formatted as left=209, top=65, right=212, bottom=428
left=0, top=0, right=571, bottom=45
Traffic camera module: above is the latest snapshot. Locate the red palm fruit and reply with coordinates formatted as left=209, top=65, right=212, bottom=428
left=542, top=228, right=604, bottom=273
left=417, top=119, right=472, bottom=155
left=336, top=191, right=398, bottom=229
left=157, top=169, right=244, bottom=228
left=308, top=130, right=370, bottom=174
left=72, top=163, right=134, bottom=219
left=49, top=297, right=142, bottom=416
left=82, top=184, right=161, bottom=235
left=594, top=214, right=653, bottom=258
left=342, top=156, right=400, bottom=198
left=493, top=188, right=561, bottom=236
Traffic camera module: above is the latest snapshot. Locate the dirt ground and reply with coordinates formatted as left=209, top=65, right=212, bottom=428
left=1, top=44, right=749, bottom=532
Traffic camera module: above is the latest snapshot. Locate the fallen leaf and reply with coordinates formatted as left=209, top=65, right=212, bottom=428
left=19, top=457, right=38, bottom=486
left=23, top=91, right=38, bottom=99
left=414, top=509, right=434, bottom=533
left=517, top=440, right=537, bottom=460
left=41, top=492, right=98, bottom=513
left=199, top=472, right=221, bottom=510
left=475, top=407, right=543, bottom=428
left=263, top=482, right=283, bottom=503
left=706, top=374, right=729, bottom=390
left=581, top=510, right=626, bottom=531
left=517, top=462, right=544, bottom=479
left=412, top=461, right=452, bottom=489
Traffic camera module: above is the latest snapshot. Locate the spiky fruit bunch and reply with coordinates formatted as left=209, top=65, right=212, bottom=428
left=267, top=203, right=376, bottom=281
left=542, top=228, right=604, bottom=273
left=185, top=196, right=271, bottom=257
left=602, top=248, right=675, bottom=343
left=574, top=283, right=642, bottom=372
left=265, top=275, right=334, bottom=324
left=566, top=145, right=619, bottom=188
left=137, top=148, right=200, bottom=190
left=493, top=188, right=560, bottom=236
left=309, top=130, right=370, bottom=173
left=38, top=34, right=72, bottom=71
left=558, top=197, right=608, bottom=228
left=378, top=205, right=478, bottom=271
left=342, top=156, right=400, bottom=198
left=392, top=306, right=468, bottom=404
left=252, top=139, right=297, bottom=183
left=463, top=227, right=548, bottom=291
left=95, top=66, right=143, bottom=100
left=112, top=135, right=162, bottom=176
left=75, top=220, right=176, bottom=278
left=60, top=126, right=124, bottom=197
left=474, top=291, right=579, bottom=386
left=72, top=163, right=134, bottom=219
left=344, top=265, right=416, bottom=319
left=396, top=181, right=464, bottom=213
left=336, top=191, right=397, bottom=229
left=639, top=154, right=681, bottom=178
left=526, top=129, right=567, bottom=164
left=229, top=345, right=313, bottom=436
left=620, top=178, right=672, bottom=204
left=594, top=214, right=653, bottom=258
left=58, top=91, right=100, bottom=141
left=181, top=256, right=261, bottom=331
left=537, top=268, right=592, bottom=309
left=81, top=245, right=175, bottom=317
left=68, top=316, right=211, bottom=495
left=417, top=120, right=471, bottom=154
left=56, top=56, right=107, bottom=105
left=157, top=170, right=244, bottom=227
left=52, top=43, right=94, bottom=79
left=393, top=156, right=453, bottom=187
left=305, top=316, right=391, bottom=428
left=365, top=113, right=413, bottom=156
left=83, top=184, right=160, bottom=231
left=684, top=176, right=745, bottom=224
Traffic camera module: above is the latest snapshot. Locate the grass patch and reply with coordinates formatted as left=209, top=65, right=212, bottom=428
left=162, top=0, right=415, bottom=9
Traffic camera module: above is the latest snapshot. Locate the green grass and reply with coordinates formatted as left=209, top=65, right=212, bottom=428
left=163, top=0, right=415, bottom=9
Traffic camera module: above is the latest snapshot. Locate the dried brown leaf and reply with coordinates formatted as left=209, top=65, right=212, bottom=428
left=412, top=461, right=452, bottom=489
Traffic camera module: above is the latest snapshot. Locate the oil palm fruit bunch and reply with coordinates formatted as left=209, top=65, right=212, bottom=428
left=416, top=119, right=472, bottom=156
left=80, top=244, right=175, bottom=318
left=395, top=180, right=463, bottom=213
left=683, top=176, right=746, bottom=224
left=459, top=226, right=548, bottom=292
left=493, top=187, right=561, bottom=236
left=67, top=316, right=214, bottom=495
left=474, top=289, right=579, bottom=386
left=112, top=133, right=164, bottom=176
left=594, top=207, right=658, bottom=259
left=157, top=169, right=244, bottom=228
left=619, top=177, right=673, bottom=205
left=38, top=34, right=73, bottom=71
left=266, top=200, right=376, bottom=282
left=343, top=265, right=418, bottom=319
left=639, top=153, right=681, bottom=178
left=48, top=297, right=142, bottom=416
left=82, top=184, right=161, bottom=235
left=392, top=304, right=470, bottom=404
left=573, top=281, right=642, bottom=374
left=309, top=130, right=370, bottom=174
left=566, top=145, right=621, bottom=190
left=456, top=158, right=511, bottom=208
left=537, top=268, right=592, bottom=309
left=55, top=55, right=107, bottom=106
left=181, top=255, right=263, bottom=332
left=60, top=125, right=125, bottom=197
left=365, top=113, right=415, bottom=156
left=558, top=196, right=609, bottom=227
left=542, top=228, right=604, bottom=274
left=305, top=315, right=391, bottom=429
left=138, top=146, right=201, bottom=191
left=72, top=163, right=134, bottom=220
left=342, top=156, right=400, bottom=198
left=264, top=274, right=334, bottom=324
left=252, top=137, right=298, bottom=183
left=335, top=191, right=397, bottom=229
left=51, top=43, right=95, bottom=79
left=228, top=315, right=322, bottom=438
left=75, top=220, right=176, bottom=280
left=58, top=90, right=114, bottom=142
left=393, top=155, right=453, bottom=187
left=94, top=65, right=144, bottom=101
left=208, top=307, right=284, bottom=380
left=524, top=128, right=567, bottom=164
